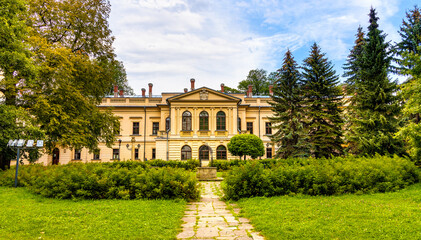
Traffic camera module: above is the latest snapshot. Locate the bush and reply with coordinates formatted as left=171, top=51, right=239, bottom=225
left=222, top=155, right=420, bottom=200
left=0, top=162, right=199, bottom=201
left=145, top=159, right=200, bottom=170
left=210, top=159, right=278, bottom=171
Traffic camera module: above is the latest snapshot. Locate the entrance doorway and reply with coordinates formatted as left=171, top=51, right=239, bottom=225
left=52, top=148, right=60, bottom=165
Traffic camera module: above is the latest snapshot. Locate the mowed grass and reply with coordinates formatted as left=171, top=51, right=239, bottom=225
left=237, top=183, right=421, bottom=240
left=0, top=187, right=186, bottom=240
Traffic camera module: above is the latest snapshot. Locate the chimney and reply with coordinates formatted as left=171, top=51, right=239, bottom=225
left=113, top=85, right=118, bottom=97
left=247, top=85, right=253, bottom=97
left=190, top=78, right=195, bottom=91
left=119, top=89, right=124, bottom=97
left=184, top=88, right=188, bottom=93
left=220, top=83, right=225, bottom=93
left=269, top=85, right=273, bottom=96
left=148, top=83, right=153, bottom=97
left=141, top=88, right=146, bottom=97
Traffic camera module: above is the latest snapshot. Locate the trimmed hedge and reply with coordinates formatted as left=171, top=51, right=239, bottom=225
left=210, top=159, right=278, bottom=171
left=222, top=155, right=420, bottom=200
left=0, top=162, right=199, bottom=201
left=146, top=159, right=200, bottom=170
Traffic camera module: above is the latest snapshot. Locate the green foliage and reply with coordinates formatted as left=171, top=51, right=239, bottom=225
left=0, top=186, right=186, bottom=240
left=0, top=0, right=35, bottom=106
left=343, top=26, right=365, bottom=94
left=238, top=69, right=270, bottom=95
left=270, top=50, right=310, bottom=158
left=0, top=105, right=44, bottom=170
left=222, top=155, right=420, bottom=200
left=0, top=163, right=199, bottom=200
left=301, top=43, right=344, bottom=158
left=346, top=8, right=405, bottom=156
left=396, top=47, right=421, bottom=165
left=227, top=134, right=264, bottom=159
left=237, top=184, right=421, bottom=240
left=145, top=159, right=200, bottom=170
left=209, top=159, right=245, bottom=171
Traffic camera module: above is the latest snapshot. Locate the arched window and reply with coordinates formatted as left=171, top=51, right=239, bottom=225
left=199, top=145, right=210, bottom=160
left=166, top=117, right=170, bottom=131
left=182, top=111, right=192, bottom=131
left=199, top=111, right=209, bottom=130
left=181, top=145, right=192, bottom=160
left=216, top=145, right=227, bottom=160
left=216, top=111, right=226, bottom=130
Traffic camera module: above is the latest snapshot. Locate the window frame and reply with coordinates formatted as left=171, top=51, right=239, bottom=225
left=152, top=122, right=159, bottom=135
left=266, top=147, right=272, bottom=159
left=247, top=122, right=253, bottom=134
left=199, top=111, right=209, bottom=130
left=93, top=150, right=100, bottom=160
left=74, top=149, right=81, bottom=160
left=181, top=145, right=192, bottom=160
left=112, top=149, right=120, bottom=160
left=216, top=111, right=226, bottom=130
left=265, top=122, right=272, bottom=135
left=216, top=145, right=227, bottom=160
left=182, top=111, right=192, bottom=131
left=132, top=122, right=140, bottom=135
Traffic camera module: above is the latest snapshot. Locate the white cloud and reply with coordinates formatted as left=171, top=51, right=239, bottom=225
left=109, top=0, right=406, bottom=94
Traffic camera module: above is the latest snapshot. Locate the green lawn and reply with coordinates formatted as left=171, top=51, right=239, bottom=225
left=237, top=183, right=421, bottom=240
left=0, top=187, right=186, bottom=240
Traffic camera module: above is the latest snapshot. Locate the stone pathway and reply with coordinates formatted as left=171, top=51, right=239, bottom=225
left=177, top=181, right=264, bottom=240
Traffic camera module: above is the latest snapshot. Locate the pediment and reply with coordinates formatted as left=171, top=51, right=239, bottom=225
left=167, top=87, right=241, bottom=102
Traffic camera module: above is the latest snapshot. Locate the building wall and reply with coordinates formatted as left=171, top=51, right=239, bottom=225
left=25, top=86, right=275, bottom=165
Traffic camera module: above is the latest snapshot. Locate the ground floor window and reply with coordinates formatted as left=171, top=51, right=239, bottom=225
left=199, top=145, right=210, bottom=160
left=216, top=145, right=227, bottom=160
left=112, top=149, right=120, bottom=160
left=74, top=149, right=81, bottom=160
left=93, top=150, right=100, bottom=160
left=152, top=148, right=156, bottom=159
left=181, top=145, right=192, bottom=160
left=266, top=147, right=272, bottom=159
left=134, top=148, right=139, bottom=160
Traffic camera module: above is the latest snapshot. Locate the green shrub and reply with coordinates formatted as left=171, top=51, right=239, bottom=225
left=0, top=162, right=199, bottom=201
left=145, top=159, right=200, bottom=170
left=222, top=155, right=420, bottom=200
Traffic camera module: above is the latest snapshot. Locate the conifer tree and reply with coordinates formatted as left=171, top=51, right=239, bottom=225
left=301, top=43, right=344, bottom=158
left=343, top=26, right=365, bottom=95
left=346, top=8, right=405, bottom=156
left=269, top=50, right=310, bottom=158
left=396, top=6, right=421, bottom=73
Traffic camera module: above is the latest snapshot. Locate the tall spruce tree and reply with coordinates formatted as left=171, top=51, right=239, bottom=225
left=343, top=26, right=365, bottom=95
left=269, top=50, right=310, bottom=158
left=346, top=8, right=405, bottom=156
left=301, top=43, right=344, bottom=158
left=396, top=6, right=421, bottom=73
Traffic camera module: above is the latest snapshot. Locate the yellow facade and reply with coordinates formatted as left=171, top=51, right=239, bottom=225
left=32, top=82, right=275, bottom=165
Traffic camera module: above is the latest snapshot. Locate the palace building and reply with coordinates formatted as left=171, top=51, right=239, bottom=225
left=35, top=79, right=275, bottom=165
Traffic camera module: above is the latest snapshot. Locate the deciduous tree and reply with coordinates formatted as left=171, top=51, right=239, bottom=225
left=238, top=69, right=270, bottom=95
left=227, top=134, right=264, bottom=159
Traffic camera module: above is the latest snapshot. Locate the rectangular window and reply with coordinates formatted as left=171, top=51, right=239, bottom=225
left=93, top=150, right=100, bottom=160
left=152, top=148, right=156, bottom=159
left=112, top=149, right=119, bottom=160
left=134, top=148, right=139, bottom=160
left=247, top=122, right=253, bottom=134
left=74, top=149, right=81, bottom=160
left=266, top=147, right=272, bottom=159
left=265, top=122, right=272, bottom=135
left=152, top=122, right=159, bottom=135
left=133, top=122, right=139, bottom=135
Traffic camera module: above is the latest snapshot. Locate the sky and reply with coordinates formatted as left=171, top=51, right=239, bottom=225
left=108, top=0, right=419, bottom=95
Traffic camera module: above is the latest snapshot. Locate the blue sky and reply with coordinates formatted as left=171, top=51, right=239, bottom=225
left=108, top=0, right=419, bottom=94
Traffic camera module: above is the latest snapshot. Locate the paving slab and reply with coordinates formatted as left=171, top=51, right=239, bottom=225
left=177, top=181, right=264, bottom=239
